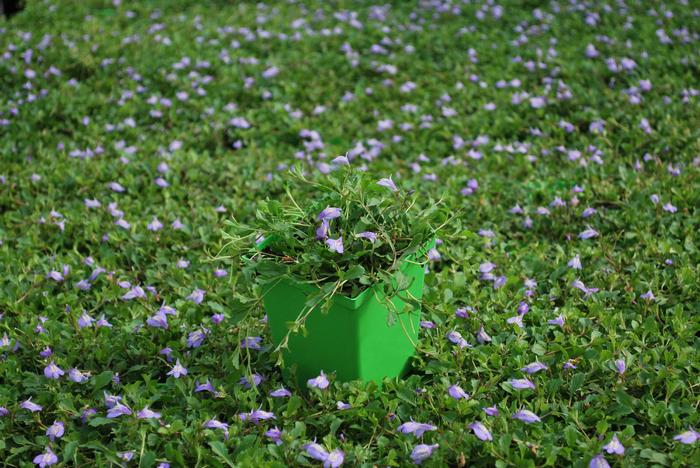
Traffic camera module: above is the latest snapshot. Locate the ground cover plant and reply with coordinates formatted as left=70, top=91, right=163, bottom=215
left=1, top=0, right=699, bottom=466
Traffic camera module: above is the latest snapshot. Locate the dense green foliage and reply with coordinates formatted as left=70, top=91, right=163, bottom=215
left=1, top=0, right=699, bottom=467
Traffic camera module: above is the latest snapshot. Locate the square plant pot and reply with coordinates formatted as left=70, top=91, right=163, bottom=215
left=256, top=238, right=434, bottom=385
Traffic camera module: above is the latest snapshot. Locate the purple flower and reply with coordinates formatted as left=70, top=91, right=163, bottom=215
left=308, top=371, right=330, bottom=389
left=265, top=427, right=283, bottom=445
left=44, top=361, right=65, bottom=379
left=420, top=320, right=435, bottom=329
left=270, top=387, right=292, bottom=398
left=78, top=312, right=94, bottom=328
left=316, top=220, right=330, bottom=240
left=21, top=399, right=43, bottom=412
left=317, top=207, right=342, bottom=221
left=563, top=359, right=577, bottom=370
left=521, top=362, right=548, bottom=374
left=548, top=315, right=565, bottom=327
left=483, top=406, right=499, bottom=417
left=468, top=421, right=493, bottom=441
left=572, top=279, right=599, bottom=297
left=240, top=408, right=276, bottom=425
left=75, top=279, right=91, bottom=291
left=0, top=407, right=8, bottom=417
left=187, top=329, right=209, bottom=348
left=195, top=380, right=216, bottom=393
left=508, top=378, right=536, bottom=390
left=448, top=385, right=469, bottom=400
left=512, top=409, right=541, bottom=423
left=325, top=449, right=344, bottom=467
left=122, top=285, right=146, bottom=301
left=33, top=447, right=58, bottom=467
left=146, top=312, right=169, bottom=329
left=46, top=421, right=64, bottom=441
left=398, top=420, right=438, bottom=437
left=214, top=268, right=228, bottom=278
left=241, top=336, right=262, bottom=350
left=446, top=331, right=471, bottom=348
left=479, top=262, right=496, bottom=273
left=107, top=403, right=132, bottom=418
left=603, top=433, right=625, bottom=455
left=118, top=451, right=135, bottom=462
left=239, top=373, right=263, bottom=388
left=40, top=346, right=53, bottom=358
left=68, top=368, right=90, bottom=383
left=187, top=288, right=205, bottom=304
left=476, top=326, right=492, bottom=344
left=568, top=254, right=582, bottom=269
left=47, top=271, right=64, bottom=282
left=336, top=401, right=352, bottom=410
left=517, top=301, right=530, bottom=315
left=147, top=216, right=163, bottom=231
left=167, top=359, right=188, bottom=378
left=304, top=442, right=329, bottom=463
left=507, top=315, right=524, bottom=328
left=211, top=313, right=225, bottom=325
left=589, top=454, right=611, bottom=468
left=614, top=359, right=626, bottom=375
left=410, top=443, right=439, bottom=464
left=640, top=290, right=655, bottom=301
left=493, top=276, right=507, bottom=289
left=137, top=406, right=161, bottom=419
left=326, top=237, right=344, bottom=254
left=674, top=429, right=700, bottom=444
left=377, top=177, right=398, bottom=192
left=578, top=228, right=599, bottom=239
left=203, top=419, right=229, bottom=439
left=356, top=231, right=377, bottom=242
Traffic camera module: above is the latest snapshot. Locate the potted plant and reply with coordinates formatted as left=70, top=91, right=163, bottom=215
left=222, top=166, right=446, bottom=384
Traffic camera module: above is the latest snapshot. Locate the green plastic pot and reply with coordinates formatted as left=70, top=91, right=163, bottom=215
left=255, top=238, right=434, bottom=385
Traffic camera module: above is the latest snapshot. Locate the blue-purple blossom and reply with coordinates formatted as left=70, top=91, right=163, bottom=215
left=265, top=427, right=283, bottom=445
left=203, top=419, right=229, bottom=439
left=308, top=371, right=330, bottom=389
left=578, top=228, right=599, bottom=239
left=21, top=399, right=43, bottom=412
left=398, top=420, right=438, bottom=437
left=241, top=336, right=262, bottom=350
left=304, top=442, right=329, bottom=463
left=107, top=403, right=132, bottom=418
left=46, top=421, right=64, bottom=441
left=270, top=387, right=292, bottom=398
left=337, top=401, right=351, bottom=410
left=614, top=359, right=626, bottom=374
left=33, top=447, right=58, bottom=467
left=468, top=421, right=492, bottom=441
left=187, top=329, right=209, bottom=348
left=44, top=361, right=65, bottom=379
left=483, top=406, right=499, bottom=417
left=512, top=409, right=541, bottom=423
left=673, top=429, right=700, bottom=444
left=447, top=331, right=471, bottom=348
left=137, top=406, right=161, bottom=419
left=410, top=443, right=439, bottom=464
left=548, top=315, right=565, bottom=327
left=239, top=373, right=263, bottom=388
left=239, top=408, right=276, bottom=425
left=356, top=231, right=377, bottom=242
left=603, top=433, right=625, bottom=455
left=326, top=237, right=344, bottom=254
left=377, top=177, right=398, bottom=192
left=521, top=362, right=548, bottom=374
left=187, top=288, right=205, bottom=304
left=317, top=207, right=342, bottom=221
left=448, top=385, right=469, bottom=400
left=508, top=378, right=536, bottom=390
left=476, top=326, right=492, bottom=344
left=167, top=359, right=188, bottom=378
left=589, top=454, right=611, bottom=468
